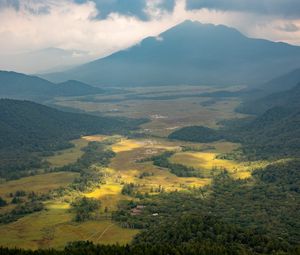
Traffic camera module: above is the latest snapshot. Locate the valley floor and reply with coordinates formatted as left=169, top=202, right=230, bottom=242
left=0, top=85, right=275, bottom=249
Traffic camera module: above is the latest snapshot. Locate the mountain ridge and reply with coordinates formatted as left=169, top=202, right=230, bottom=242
left=42, top=20, right=300, bottom=87
left=0, top=71, right=104, bottom=101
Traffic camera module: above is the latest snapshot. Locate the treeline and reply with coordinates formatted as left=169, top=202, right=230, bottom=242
left=169, top=126, right=223, bottom=143
left=2, top=241, right=300, bottom=255
left=113, top=160, right=300, bottom=254
left=0, top=99, right=146, bottom=179
left=144, top=151, right=202, bottom=177
left=71, top=197, right=101, bottom=222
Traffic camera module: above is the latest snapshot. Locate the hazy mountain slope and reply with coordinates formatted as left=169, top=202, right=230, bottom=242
left=0, top=71, right=103, bottom=101
left=56, top=80, right=104, bottom=96
left=43, top=20, right=300, bottom=87
left=238, top=83, right=300, bottom=114
left=260, top=68, right=300, bottom=93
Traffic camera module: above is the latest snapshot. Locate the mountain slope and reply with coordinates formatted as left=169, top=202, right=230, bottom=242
left=43, top=20, right=300, bottom=87
left=0, top=99, right=145, bottom=178
left=260, top=68, right=300, bottom=93
left=0, top=71, right=103, bottom=101
left=238, top=83, right=300, bottom=114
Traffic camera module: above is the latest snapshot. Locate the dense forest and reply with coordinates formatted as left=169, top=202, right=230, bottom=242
left=0, top=99, right=145, bottom=179
left=112, top=160, right=300, bottom=254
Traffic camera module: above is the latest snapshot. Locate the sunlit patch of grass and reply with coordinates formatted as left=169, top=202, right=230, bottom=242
left=169, top=151, right=260, bottom=179
left=82, top=135, right=107, bottom=142
left=111, top=139, right=144, bottom=153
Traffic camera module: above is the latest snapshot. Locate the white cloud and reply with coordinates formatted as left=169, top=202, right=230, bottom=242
left=0, top=0, right=300, bottom=73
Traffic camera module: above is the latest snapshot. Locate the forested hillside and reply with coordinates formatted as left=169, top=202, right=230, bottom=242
left=0, top=99, right=145, bottom=178
left=169, top=108, right=300, bottom=160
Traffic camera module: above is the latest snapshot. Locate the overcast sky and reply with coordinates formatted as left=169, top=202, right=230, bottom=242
left=0, top=0, right=300, bottom=73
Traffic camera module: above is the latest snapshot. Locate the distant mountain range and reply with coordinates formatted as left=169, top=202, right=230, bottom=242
left=43, top=20, right=300, bottom=87
left=0, top=71, right=104, bottom=101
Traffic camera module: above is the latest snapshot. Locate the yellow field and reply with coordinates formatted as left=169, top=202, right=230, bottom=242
left=111, top=139, right=144, bottom=153
left=170, top=151, right=266, bottom=179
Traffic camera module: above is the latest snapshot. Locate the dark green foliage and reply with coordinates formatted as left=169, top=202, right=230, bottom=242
left=59, top=141, right=116, bottom=192
left=121, top=183, right=136, bottom=196
left=71, top=197, right=101, bottom=222
left=138, top=172, right=153, bottom=179
left=149, top=151, right=202, bottom=177
left=4, top=241, right=295, bottom=255
left=0, top=201, right=44, bottom=224
left=0, top=99, right=144, bottom=179
left=169, top=126, right=223, bottom=142
left=0, top=196, right=7, bottom=207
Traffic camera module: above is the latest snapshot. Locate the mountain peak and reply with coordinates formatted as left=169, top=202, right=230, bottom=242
left=43, top=22, right=300, bottom=87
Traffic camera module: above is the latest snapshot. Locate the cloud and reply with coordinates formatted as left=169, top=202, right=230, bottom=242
left=278, top=22, right=300, bottom=32
left=0, top=0, right=300, bottom=73
left=186, top=0, right=300, bottom=19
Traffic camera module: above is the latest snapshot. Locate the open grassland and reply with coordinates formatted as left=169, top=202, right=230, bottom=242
left=0, top=201, right=138, bottom=250
left=52, top=86, right=248, bottom=137
left=170, top=147, right=268, bottom=179
left=0, top=172, right=79, bottom=199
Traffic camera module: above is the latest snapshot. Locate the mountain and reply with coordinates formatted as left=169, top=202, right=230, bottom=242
left=0, top=71, right=104, bottom=101
left=43, top=20, right=300, bottom=87
left=56, top=80, right=104, bottom=96
left=0, top=99, right=145, bottom=178
left=238, top=83, right=300, bottom=114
